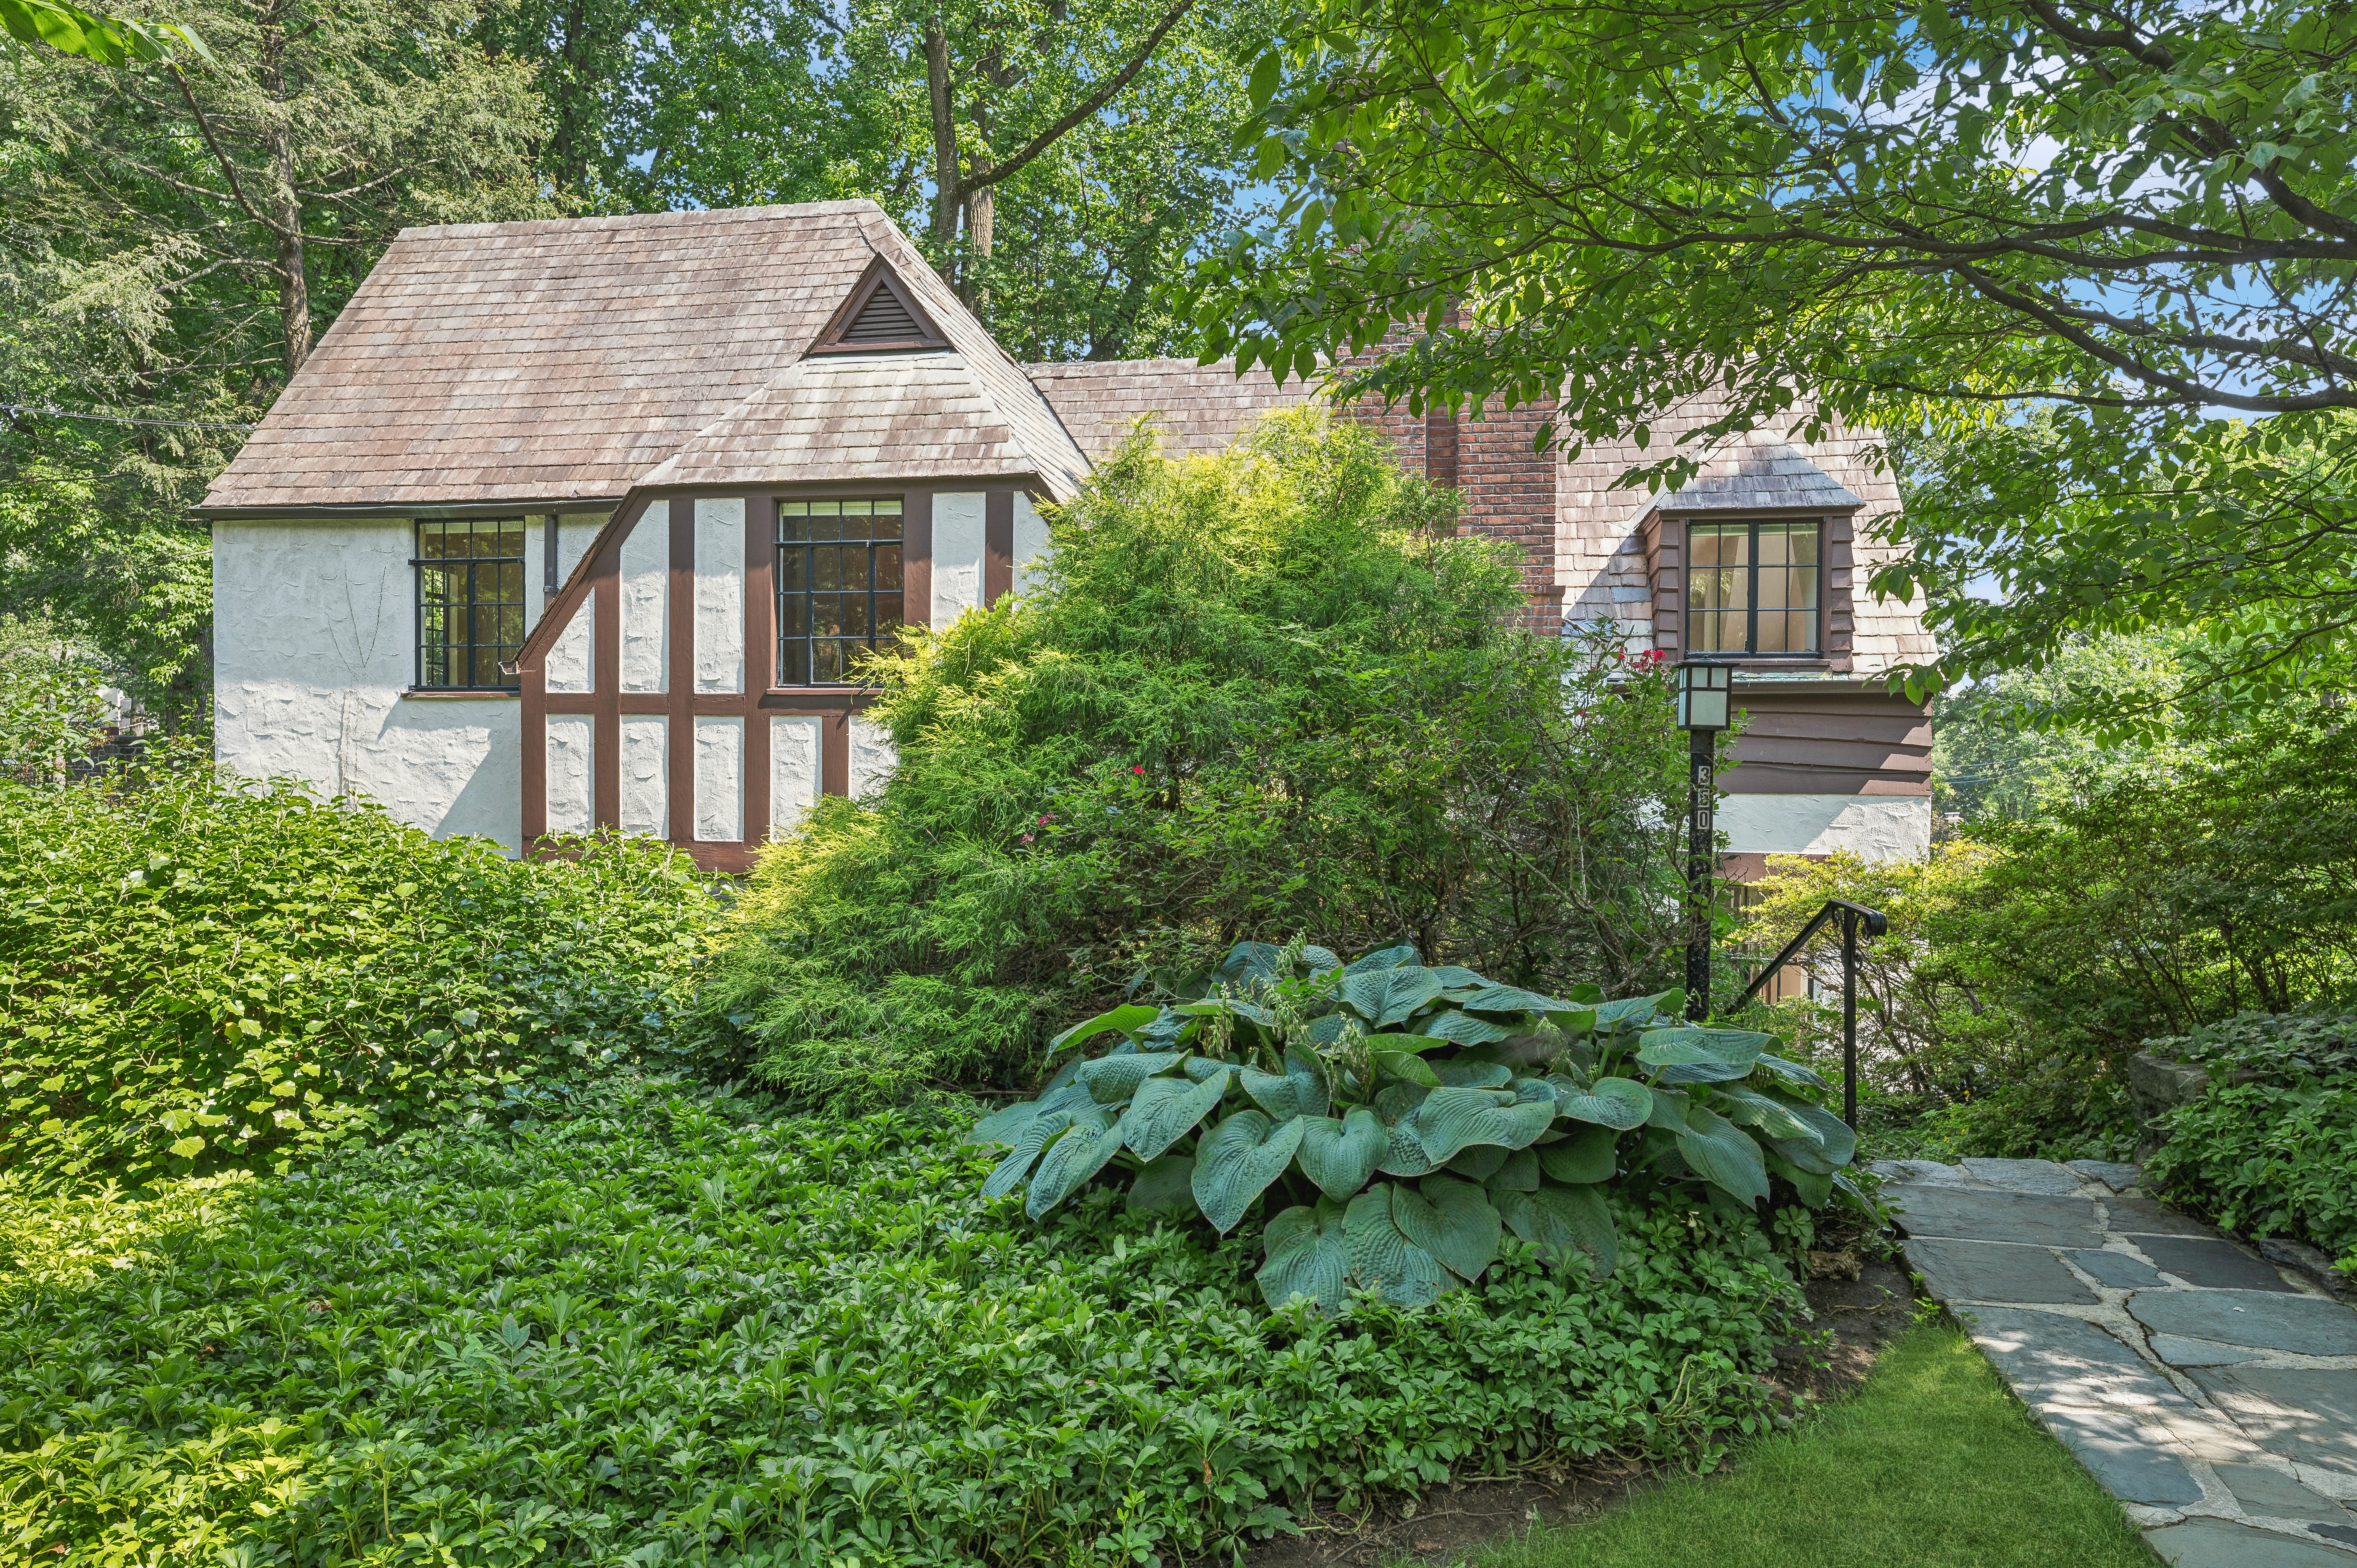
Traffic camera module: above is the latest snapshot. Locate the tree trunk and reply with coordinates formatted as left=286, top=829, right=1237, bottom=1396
left=924, top=14, right=961, bottom=249
left=259, top=10, right=311, bottom=375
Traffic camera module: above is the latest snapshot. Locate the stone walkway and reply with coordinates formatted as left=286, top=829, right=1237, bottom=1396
left=1876, top=1156, right=2357, bottom=1566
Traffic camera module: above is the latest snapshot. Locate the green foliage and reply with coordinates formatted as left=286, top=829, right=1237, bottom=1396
left=2143, top=1012, right=2357, bottom=1275
left=707, top=415, right=1699, bottom=1112
left=972, top=940, right=1855, bottom=1311
left=1742, top=715, right=2357, bottom=1160
left=1, top=0, right=549, bottom=724
left=0, top=618, right=114, bottom=782
left=1189, top=0, right=2357, bottom=720
left=0, top=1076, right=1808, bottom=1566
left=0, top=756, right=723, bottom=1185
left=2147, top=1082, right=2357, bottom=1277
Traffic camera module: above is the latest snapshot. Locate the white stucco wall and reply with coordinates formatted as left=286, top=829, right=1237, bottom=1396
left=1012, top=492, right=1052, bottom=596
left=1719, top=793, right=1932, bottom=860
left=694, top=716, right=743, bottom=841
left=770, top=716, right=822, bottom=835
left=544, top=516, right=606, bottom=694
left=619, top=715, right=668, bottom=835
left=546, top=715, right=594, bottom=835
left=214, top=518, right=526, bottom=852
left=620, top=509, right=668, bottom=692
left=932, top=492, right=986, bottom=624
left=848, top=716, right=896, bottom=801
left=694, top=498, right=745, bottom=693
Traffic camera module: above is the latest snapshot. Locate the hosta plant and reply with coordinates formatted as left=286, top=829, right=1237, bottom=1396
left=969, top=940, right=1857, bottom=1310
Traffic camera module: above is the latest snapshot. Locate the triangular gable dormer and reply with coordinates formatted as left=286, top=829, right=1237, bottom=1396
left=806, top=255, right=952, bottom=355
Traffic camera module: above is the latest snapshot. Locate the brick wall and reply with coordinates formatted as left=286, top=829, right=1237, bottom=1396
left=1338, top=327, right=1561, bottom=632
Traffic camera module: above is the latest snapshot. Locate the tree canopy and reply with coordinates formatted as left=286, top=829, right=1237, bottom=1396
left=1187, top=0, right=2357, bottom=723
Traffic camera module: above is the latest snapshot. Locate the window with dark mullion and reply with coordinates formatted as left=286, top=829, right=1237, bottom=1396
left=1687, top=519, right=1822, bottom=656
left=777, top=498, right=905, bottom=685
left=415, top=519, right=526, bottom=689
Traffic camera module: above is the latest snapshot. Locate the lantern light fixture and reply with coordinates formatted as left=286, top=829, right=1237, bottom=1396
left=1676, top=661, right=1733, bottom=732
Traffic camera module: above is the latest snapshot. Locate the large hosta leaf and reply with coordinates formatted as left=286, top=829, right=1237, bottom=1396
left=1297, top=1108, right=1386, bottom=1199
left=1216, top=941, right=1286, bottom=985
left=1373, top=1051, right=1440, bottom=1087
left=1487, top=1146, right=1542, bottom=1191
left=1375, top=1111, right=1439, bottom=1176
left=1752, top=1054, right=1832, bottom=1091
left=1709, top=1082, right=1825, bottom=1147
left=1419, top=1009, right=1514, bottom=1045
left=1239, top=1051, right=1329, bottom=1120
left=1342, top=1184, right=1454, bottom=1307
left=1445, top=1144, right=1509, bottom=1181
left=1120, top=1068, right=1233, bottom=1161
left=1451, top=984, right=1573, bottom=1016
left=1411, top=1085, right=1556, bottom=1164
left=1341, top=966, right=1444, bottom=1027
left=1192, top=1110, right=1307, bottom=1233
left=1495, top=1182, right=1617, bottom=1279
left=1025, top=1108, right=1124, bottom=1218
left=1537, top=1123, right=1620, bottom=1184
left=1766, top=1090, right=1857, bottom=1167
left=1394, top=1175, right=1503, bottom=1282
left=1676, top=1102, right=1770, bottom=1205
left=1259, top=1199, right=1351, bottom=1310
left=1074, top=1051, right=1184, bottom=1104
left=1429, top=1059, right=1512, bottom=1089
left=1764, top=1146, right=1835, bottom=1208
left=982, top=1106, right=1077, bottom=1198
left=966, top=1098, right=1044, bottom=1146
left=1127, top=1151, right=1196, bottom=1213
left=1548, top=1075, right=1653, bottom=1130
left=1425, top=965, right=1490, bottom=988
left=1636, top=1027, right=1773, bottom=1084
left=1345, top=944, right=1420, bottom=974
left=1051, top=1004, right=1161, bottom=1055
left=1595, top=991, right=1678, bottom=1028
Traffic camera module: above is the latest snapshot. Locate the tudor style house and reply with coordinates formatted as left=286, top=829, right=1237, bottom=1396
left=199, top=200, right=1935, bottom=876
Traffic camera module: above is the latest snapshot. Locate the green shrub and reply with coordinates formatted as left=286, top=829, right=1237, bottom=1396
left=2143, top=1012, right=2357, bottom=1274
left=0, top=756, right=722, bottom=1185
left=0, top=1076, right=1808, bottom=1567
left=2146, top=1081, right=2357, bottom=1275
left=709, top=413, right=1697, bottom=1111
left=975, top=940, right=1854, bottom=1310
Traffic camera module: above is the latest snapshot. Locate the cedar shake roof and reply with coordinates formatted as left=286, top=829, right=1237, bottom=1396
left=201, top=201, right=1086, bottom=512
left=641, top=351, right=1087, bottom=494
left=1659, top=439, right=1865, bottom=512
left=1026, top=357, right=1313, bottom=459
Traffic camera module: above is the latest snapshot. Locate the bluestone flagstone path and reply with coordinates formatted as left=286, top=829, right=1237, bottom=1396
left=1875, top=1156, right=2357, bottom=1566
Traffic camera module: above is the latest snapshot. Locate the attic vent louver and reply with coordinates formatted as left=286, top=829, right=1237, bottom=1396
left=843, top=287, right=921, bottom=344
left=808, top=256, right=951, bottom=355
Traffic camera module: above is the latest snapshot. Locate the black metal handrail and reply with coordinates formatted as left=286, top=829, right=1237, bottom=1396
left=1735, top=899, right=1887, bottom=1130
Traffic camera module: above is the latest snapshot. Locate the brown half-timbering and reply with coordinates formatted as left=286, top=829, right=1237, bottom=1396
left=590, top=522, right=624, bottom=830
left=516, top=480, right=1048, bottom=873
left=984, top=489, right=1013, bottom=604
left=1825, top=511, right=1856, bottom=671
left=666, top=498, right=694, bottom=841
left=902, top=490, right=932, bottom=631
left=743, top=491, right=774, bottom=844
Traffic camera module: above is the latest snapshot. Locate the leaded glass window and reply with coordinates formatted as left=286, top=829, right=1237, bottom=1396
left=1687, top=519, right=1821, bottom=656
left=415, top=519, right=526, bottom=689
left=777, top=498, right=905, bottom=685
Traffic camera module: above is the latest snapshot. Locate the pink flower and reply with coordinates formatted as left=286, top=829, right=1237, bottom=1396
left=1020, top=833, right=1035, bottom=844
left=1131, top=765, right=1146, bottom=775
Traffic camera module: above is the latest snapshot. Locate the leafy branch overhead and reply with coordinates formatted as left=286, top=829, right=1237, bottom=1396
left=1189, top=0, right=2357, bottom=723
left=969, top=940, right=1856, bottom=1310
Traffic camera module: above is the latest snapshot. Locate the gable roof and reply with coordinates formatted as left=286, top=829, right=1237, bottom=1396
left=1027, top=357, right=1314, bottom=459
left=200, top=201, right=1086, bottom=513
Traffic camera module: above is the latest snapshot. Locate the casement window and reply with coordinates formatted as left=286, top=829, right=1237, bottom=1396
left=1687, top=519, right=1821, bottom=656
left=777, top=498, right=905, bottom=685
left=415, top=519, right=526, bottom=689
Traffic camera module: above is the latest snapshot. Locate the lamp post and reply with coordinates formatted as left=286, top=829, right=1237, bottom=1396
left=1675, top=662, right=1732, bottom=1022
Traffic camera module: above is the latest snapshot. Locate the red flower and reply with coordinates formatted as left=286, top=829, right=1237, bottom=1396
left=1131, top=765, right=1145, bottom=775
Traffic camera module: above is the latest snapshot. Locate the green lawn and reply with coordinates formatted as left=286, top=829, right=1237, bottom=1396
left=1475, top=1326, right=2157, bottom=1568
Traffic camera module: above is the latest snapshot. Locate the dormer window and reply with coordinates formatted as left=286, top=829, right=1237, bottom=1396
left=1687, top=519, right=1821, bottom=656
